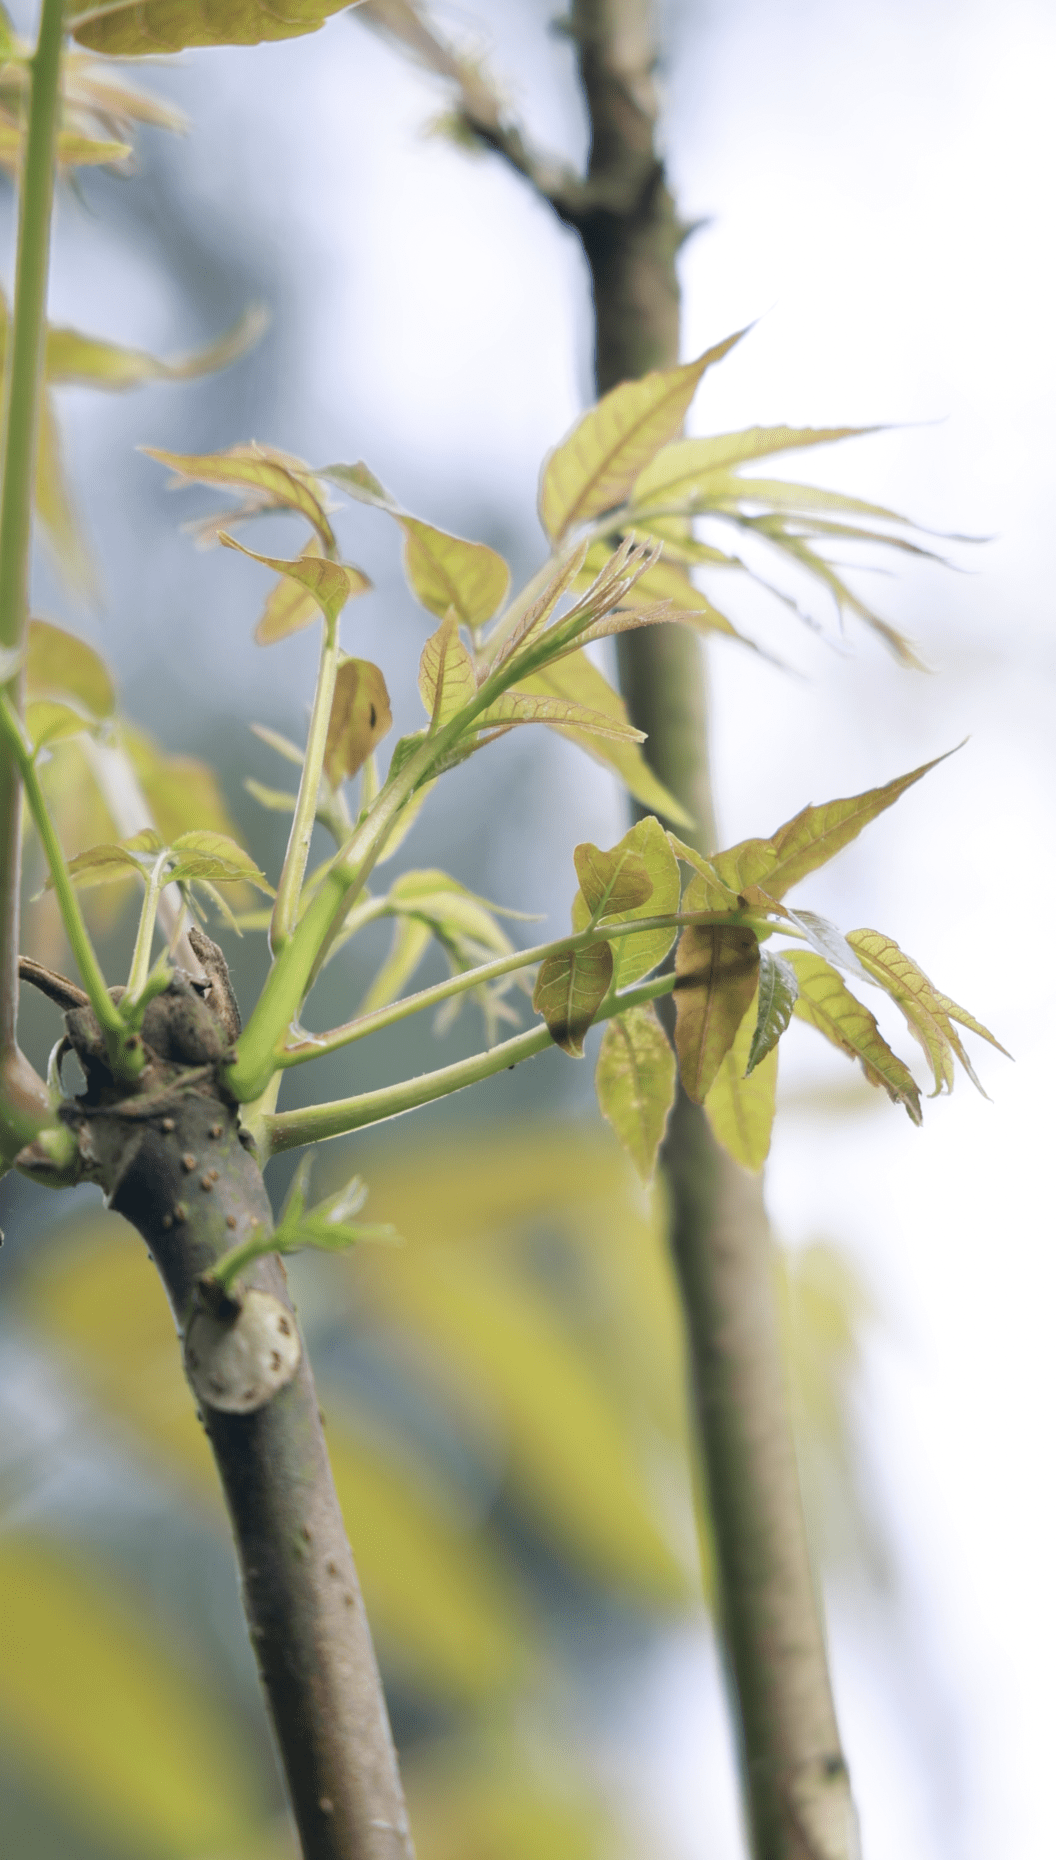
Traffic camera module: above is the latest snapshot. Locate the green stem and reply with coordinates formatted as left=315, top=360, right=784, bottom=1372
left=270, top=616, right=342, bottom=955
left=0, top=697, right=143, bottom=1083
left=279, top=908, right=784, bottom=1069
left=0, top=0, right=65, bottom=1130
left=262, top=970, right=675, bottom=1157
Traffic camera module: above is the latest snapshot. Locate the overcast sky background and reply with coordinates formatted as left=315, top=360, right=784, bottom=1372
left=7, top=2, right=1056, bottom=1856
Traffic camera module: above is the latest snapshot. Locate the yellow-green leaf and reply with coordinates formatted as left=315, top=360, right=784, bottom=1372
left=746, top=949, right=798, bottom=1074
left=0, top=121, right=134, bottom=171
left=845, top=929, right=999, bottom=1096
left=673, top=924, right=759, bottom=1102
left=400, top=517, right=510, bottom=628
left=418, top=609, right=477, bottom=725
left=26, top=619, right=115, bottom=719
left=513, top=651, right=693, bottom=827
left=595, top=1003, right=675, bottom=1184
left=25, top=698, right=89, bottom=750
left=704, top=987, right=778, bottom=1171
left=46, top=306, right=266, bottom=390
left=169, top=829, right=272, bottom=890
left=762, top=751, right=956, bottom=899
left=0, top=1537, right=268, bottom=1857
left=710, top=837, right=780, bottom=899
left=324, top=656, right=392, bottom=785
left=538, top=330, right=747, bottom=541
left=534, top=941, right=613, bottom=1056
left=60, top=836, right=158, bottom=890
left=672, top=840, right=740, bottom=913
left=72, top=0, right=353, bottom=55
left=788, top=949, right=922, bottom=1122
left=219, top=531, right=368, bottom=628
left=630, top=425, right=879, bottom=509
left=252, top=536, right=324, bottom=642
left=144, top=442, right=336, bottom=550
left=482, top=686, right=643, bottom=742
left=572, top=816, right=680, bottom=987
left=573, top=840, right=653, bottom=919
left=35, top=388, right=96, bottom=596
left=360, top=914, right=435, bottom=1014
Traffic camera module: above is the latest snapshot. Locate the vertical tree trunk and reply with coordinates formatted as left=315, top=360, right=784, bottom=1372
left=568, top=4, right=859, bottom=1854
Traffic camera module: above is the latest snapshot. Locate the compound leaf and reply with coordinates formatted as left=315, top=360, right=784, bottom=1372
left=539, top=331, right=746, bottom=542
left=788, top=950, right=922, bottom=1123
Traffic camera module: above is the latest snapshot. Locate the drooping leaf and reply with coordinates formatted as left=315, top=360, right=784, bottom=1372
left=512, top=651, right=693, bottom=827
left=324, top=657, right=392, bottom=785
left=219, top=531, right=369, bottom=628
left=169, top=829, right=272, bottom=890
left=62, top=50, right=191, bottom=136
left=788, top=950, right=922, bottom=1123
left=26, top=619, right=115, bottom=719
left=25, top=698, right=91, bottom=750
left=573, top=841, right=653, bottom=919
left=571, top=816, right=680, bottom=987
left=144, top=443, right=336, bottom=550
left=71, top=0, right=354, bottom=55
left=845, top=929, right=1001, bottom=1096
left=761, top=751, right=957, bottom=899
left=746, top=950, right=798, bottom=1074
left=533, top=941, right=613, bottom=1056
left=45, top=307, right=267, bottom=390
left=400, top=517, right=510, bottom=628
left=629, top=425, right=881, bottom=511
left=538, top=330, right=747, bottom=541
left=704, top=987, right=778, bottom=1170
left=251, top=536, right=323, bottom=642
left=478, top=688, right=644, bottom=741
left=418, top=609, right=477, bottom=725
left=595, top=1003, right=675, bottom=1184
left=673, top=924, right=759, bottom=1102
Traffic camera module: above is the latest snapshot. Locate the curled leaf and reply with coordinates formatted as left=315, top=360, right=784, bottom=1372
left=746, top=950, right=798, bottom=1075
left=219, top=532, right=369, bottom=629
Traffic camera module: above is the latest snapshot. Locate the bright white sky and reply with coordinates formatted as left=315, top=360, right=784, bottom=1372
left=20, top=2, right=1056, bottom=1856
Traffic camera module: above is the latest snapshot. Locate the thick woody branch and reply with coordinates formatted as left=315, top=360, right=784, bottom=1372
left=19, top=976, right=415, bottom=1860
